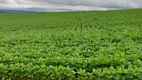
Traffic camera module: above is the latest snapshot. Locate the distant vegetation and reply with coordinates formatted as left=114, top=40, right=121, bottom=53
left=0, top=9, right=35, bottom=13
left=0, top=9, right=142, bottom=80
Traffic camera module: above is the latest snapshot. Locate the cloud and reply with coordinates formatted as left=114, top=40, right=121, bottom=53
left=0, top=0, right=142, bottom=11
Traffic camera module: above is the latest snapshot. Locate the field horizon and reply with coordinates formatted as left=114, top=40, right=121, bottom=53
left=0, top=8, right=142, bottom=13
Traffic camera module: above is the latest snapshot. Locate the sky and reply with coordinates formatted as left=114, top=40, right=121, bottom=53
left=0, top=0, right=142, bottom=11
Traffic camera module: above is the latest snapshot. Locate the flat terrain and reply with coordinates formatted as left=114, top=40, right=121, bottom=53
left=0, top=9, right=142, bottom=80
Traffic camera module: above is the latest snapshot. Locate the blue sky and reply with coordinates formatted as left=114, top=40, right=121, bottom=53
left=0, top=0, right=142, bottom=11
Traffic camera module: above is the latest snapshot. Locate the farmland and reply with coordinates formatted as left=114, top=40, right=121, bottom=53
left=0, top=9, right=142, bottom=80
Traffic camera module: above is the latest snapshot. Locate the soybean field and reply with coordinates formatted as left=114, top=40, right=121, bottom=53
left=0, top=9, right=142, bottom=80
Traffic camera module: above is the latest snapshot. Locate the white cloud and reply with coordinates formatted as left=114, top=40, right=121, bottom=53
left=0, top=0, right=142, bottom=11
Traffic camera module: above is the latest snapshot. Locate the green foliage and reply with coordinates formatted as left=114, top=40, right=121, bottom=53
left=0, top=9, right=142, bottom=80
